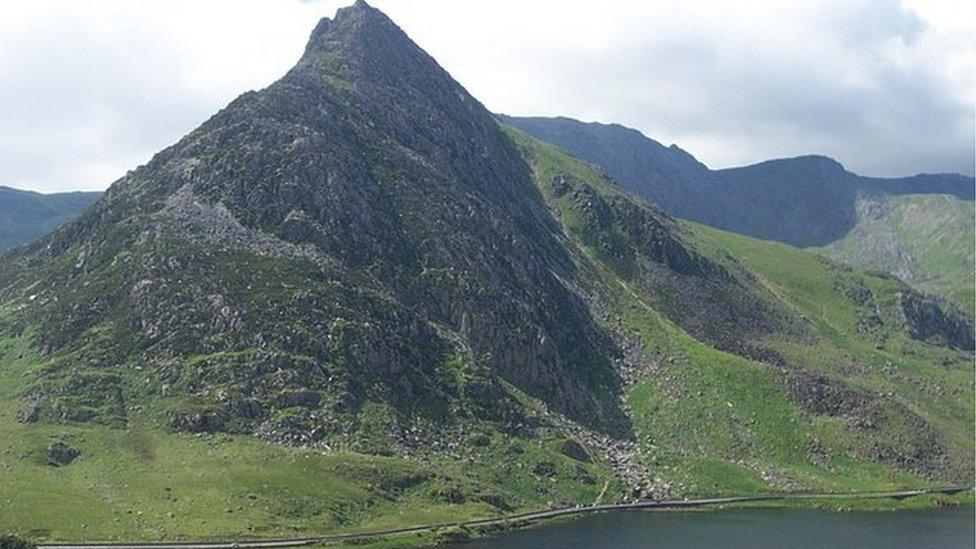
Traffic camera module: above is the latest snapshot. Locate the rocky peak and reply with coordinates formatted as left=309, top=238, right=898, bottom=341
left=301, top=0, right=421, bottom=75
left=281, top=3, right=547, bottom=228
left=0, top=1, right=633, bottom=438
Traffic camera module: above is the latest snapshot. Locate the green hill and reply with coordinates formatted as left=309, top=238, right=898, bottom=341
left=510, top=129, right=973, bottom=497
left=819, top=193, right=975, bottom=310
left=0, top=2, right=971, bottom=543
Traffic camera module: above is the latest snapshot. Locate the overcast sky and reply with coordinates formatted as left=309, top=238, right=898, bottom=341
left=1, top=0, right=972, bottom=193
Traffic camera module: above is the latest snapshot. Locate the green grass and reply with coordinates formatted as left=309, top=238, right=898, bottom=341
left=687, top=221, right=974, bottom=479
left=507, top=128, right=973, bottom=499
left=0, top=322, right=624, bottom=542
left=608, top=277, right=933, bottom=497
left=0, top=397, right=620, bottom=542
left=819, top=193, right=975, bottom=310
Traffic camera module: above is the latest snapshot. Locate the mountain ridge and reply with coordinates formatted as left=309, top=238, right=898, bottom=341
left=499, top=114, right=975, bottom=306
left=500, top=115, right=975, bottom=200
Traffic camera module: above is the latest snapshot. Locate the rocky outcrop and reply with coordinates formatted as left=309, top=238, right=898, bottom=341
left=168, top=410, right=228, bottom=433
left=543, top=171, right=783, bottom=353
left=898, top=291, right=974, bottom=350
left=45, top=441, right=80, bottom=467
left=782, top=370, right=871, bottom=419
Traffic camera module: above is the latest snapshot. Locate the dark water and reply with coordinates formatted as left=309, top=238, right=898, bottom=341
left=446, top=508, right=975, bottom=548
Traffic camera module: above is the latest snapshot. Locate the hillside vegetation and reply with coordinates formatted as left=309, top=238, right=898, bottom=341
left=510, top=129, right=973, bottom=497
left=820, top=193, right=975, bottom=310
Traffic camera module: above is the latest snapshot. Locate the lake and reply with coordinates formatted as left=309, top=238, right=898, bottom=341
left=446, top=507, right=975, bottom=548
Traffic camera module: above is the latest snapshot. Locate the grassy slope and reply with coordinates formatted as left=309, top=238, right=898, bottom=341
left=0, top=132, right=971, bottom=542
left=692, top=223, right=974, bottom=470
left=510, top=128, right=974, bottom=499
left=0, top=324, right=624, bottom=541
left=819, top=193, right=975, bottom=310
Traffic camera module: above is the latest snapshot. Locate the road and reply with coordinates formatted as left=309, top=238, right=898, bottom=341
left=38, top=485, right=971, bottom=549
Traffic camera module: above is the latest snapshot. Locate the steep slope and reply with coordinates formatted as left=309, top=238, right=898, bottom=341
left=0, top=2, right=972, bottom=541
left=508, top=129, right=973, bottom=494
left=0, top=186, right=101, bottom=254
left=0, top=0, right=635, bottom=441
left=820, top=194, right=975, bottom=310
left=501, top=116, right=975, bottom=306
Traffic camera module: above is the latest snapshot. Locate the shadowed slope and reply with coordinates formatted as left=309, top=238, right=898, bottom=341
left=0, top=186, right=101, bottom=254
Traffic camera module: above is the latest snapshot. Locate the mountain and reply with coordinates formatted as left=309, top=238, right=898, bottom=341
left=819, top=193, right=975, bottom=309
left=495, top=116, right=714, bottom=222
left=500, top=116, right=975, bottom=306
left=499, top=116, right=974, bottom=248
left=0, top=186, right=101, bottom=254
left=711, top=156, right=973, bottom=247
left=0, top=2, right=972, bottom=541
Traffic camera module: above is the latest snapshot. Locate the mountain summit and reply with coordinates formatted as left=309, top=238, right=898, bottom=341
left=0, top=3, right=972, bottom=537
left=0, top=0, right=637, bottom=439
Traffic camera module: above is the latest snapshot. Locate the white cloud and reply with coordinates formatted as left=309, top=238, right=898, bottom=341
left=0, top=0, right=971, bottom=192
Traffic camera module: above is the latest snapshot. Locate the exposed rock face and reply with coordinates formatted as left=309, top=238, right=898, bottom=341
left=0, top=533, right=36, bottom=549
left=821, top=192, right=975, bottom=309
left=782, top=370, right=871, bottom=419
left=898, top=291, right=974, bottom=351
left=559, top=439, right=591, bottom=463
left=169, top=410, right=228, bottom=433
left=541, top=171, right=783, bottom=352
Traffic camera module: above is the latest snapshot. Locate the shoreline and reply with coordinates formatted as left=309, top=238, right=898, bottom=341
left=35, top=486, right=973, bottom=549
